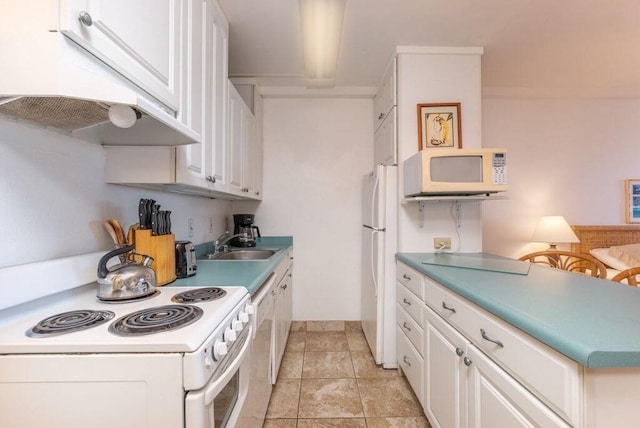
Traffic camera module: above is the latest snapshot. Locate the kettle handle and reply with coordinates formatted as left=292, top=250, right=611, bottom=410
left=97, top=245, right=135, bottom=279
left=252, top=226, right=261, bottom=238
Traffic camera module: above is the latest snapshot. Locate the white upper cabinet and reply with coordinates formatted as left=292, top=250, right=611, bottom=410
left=227, top=82, right=262, bottom=200
left=373, top=58, right=397, bottom=131
left=176, top=0, right=228, bottom=193
left=59, top=0, right=181, bottom=110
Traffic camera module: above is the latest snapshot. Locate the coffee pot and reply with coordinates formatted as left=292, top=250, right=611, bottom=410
left=96, top=245, right=157, bottom=301
left=231, top=214, right=261, bottom=247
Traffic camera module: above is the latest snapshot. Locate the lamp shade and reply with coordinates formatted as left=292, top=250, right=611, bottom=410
left=299, top=0, right=346, bottom=86
left=530, top=216, right=580, bottom=246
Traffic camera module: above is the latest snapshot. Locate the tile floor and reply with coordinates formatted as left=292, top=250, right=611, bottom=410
left=263, top=321, right=432, bottom=427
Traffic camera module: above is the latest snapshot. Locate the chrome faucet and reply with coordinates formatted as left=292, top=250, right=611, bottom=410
left=212, top=231, right=247, bottom=255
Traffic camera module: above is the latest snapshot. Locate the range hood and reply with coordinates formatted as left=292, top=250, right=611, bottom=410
left=0, top=29, right=198, bottom=146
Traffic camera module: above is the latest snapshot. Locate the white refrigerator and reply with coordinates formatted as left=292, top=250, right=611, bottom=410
left=361, top=164, right=397, bottom=368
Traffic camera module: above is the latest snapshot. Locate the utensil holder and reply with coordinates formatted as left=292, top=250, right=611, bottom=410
left=134, top=230, right=176, bottom=286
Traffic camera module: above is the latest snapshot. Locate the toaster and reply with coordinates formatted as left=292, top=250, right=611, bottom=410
left=175, top=241, right=197, bottom=278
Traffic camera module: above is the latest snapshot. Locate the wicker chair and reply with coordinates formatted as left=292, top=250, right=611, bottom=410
left=611, top=267, right=640, bottom=286
left=518, top=250, right=608, bottom=279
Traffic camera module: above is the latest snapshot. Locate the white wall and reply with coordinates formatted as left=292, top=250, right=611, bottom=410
left=396, top=50, right=484, bottom=252
left=0, top=118, right=231, bottom=269
left=234, top=97, right=373, bottom=321
left=481, top=97, right=640, bottom=259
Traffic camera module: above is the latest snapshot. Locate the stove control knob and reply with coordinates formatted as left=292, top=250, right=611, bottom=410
left=213, top=340, right=228, bottom=361
left=232, top=319, right=244, bottom=332
left=239, top=311, right=250, bottom=324
left=245, top=303, right=255, bottom=315
left=224, top=327, right=237, bottom=343
left=204, top=355, right=213, bottom=369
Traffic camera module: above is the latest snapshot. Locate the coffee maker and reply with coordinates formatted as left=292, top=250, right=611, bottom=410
left=231, top=214, right=261, bottom=247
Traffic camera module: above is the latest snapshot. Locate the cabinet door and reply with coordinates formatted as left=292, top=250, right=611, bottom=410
left=175, top=0, right=206, bottom=188
left=373, top=106, right=396, bottom=166
left=425, top=306, right=468, bottom=428
left=373, top=58, right=396, bottom=131
left=466, top=346, right=571, bottom=428
left=60, top=0, right=181, bottom=110
left=206, top=0, right=229, bottom=191
left=227, top=82, right=245, bottom=195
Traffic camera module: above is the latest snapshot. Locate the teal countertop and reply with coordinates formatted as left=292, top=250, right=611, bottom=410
left=396, top=252, right=640, bottom=368
left=171, top=237, right=293, bottom=295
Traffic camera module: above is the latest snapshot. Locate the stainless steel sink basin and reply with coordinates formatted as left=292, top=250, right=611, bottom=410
left=200, top=248, right=280, bottom=261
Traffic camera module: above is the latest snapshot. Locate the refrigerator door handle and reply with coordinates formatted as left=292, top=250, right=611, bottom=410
left=371, top=169, right=381, bottom=229
left=371, top=229, right=379, bottom=297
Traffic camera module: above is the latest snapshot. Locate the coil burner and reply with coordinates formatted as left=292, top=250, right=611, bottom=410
left=109, top=304, right=203, bottom=336
left=171, top=287, right=227, bottom=303
left=28, top=309, right=115, bottom=338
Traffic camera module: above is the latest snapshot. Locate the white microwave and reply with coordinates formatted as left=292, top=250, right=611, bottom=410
left=403, top=148, right=508, bottom=197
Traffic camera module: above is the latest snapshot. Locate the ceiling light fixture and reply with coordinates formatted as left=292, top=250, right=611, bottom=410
left=299, top=0, right=346, bottom=87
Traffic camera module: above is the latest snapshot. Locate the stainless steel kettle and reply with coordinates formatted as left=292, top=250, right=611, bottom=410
left=96, top=245, right=157, bottom=301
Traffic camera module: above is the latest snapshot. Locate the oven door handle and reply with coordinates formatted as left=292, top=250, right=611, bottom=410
left=203, top=325, right=252, bottom=405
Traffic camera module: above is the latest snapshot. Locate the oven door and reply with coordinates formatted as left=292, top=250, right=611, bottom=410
left=185, top=325, right=253, bottom=428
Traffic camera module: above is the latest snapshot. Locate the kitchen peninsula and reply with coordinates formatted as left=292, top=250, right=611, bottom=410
left=396, top=252, right=640, bottom=428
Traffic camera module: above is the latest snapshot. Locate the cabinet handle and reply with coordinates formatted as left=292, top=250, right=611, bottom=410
left=402, top=274, right=411, bottom=280
left=403, top=356, right=411, bottom=367
left=206, top=175, right=216, bottom=183
left=441, top=302, right=456, bottom=313
left=455, top=347, right=464, bottom=356
left=402, top=322, right=411, bottom=332
left=403, top=298, right=411, bottom=306
left=463, top=357, right=472, bottom=366
left=480, top=328, right=504, bottom=348
left=78, top=11, right=93, bottom=26
left=378, top=113, right=384, bottom=120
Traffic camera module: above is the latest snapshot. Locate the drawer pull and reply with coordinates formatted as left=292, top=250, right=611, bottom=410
left=480, top=328, right=504, bottom=348
left=455, top=347, right=464, bottom=356
left=403, top=356, right=412, bottom=367
left=402, top=274, right=411, bottom=280
left=441, top=302, right=456, bottom=313
left=463, top=357, right=472, bottom=366
left=403, top=298, right=411, bottom=306
left=402, top=322, right=411, bottom=332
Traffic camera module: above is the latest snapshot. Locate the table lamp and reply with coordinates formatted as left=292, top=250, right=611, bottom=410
left=530, top=216, right=580, bottom=250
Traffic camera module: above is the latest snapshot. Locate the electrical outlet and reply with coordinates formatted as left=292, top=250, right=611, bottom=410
left=188, top=218, right=194, bottom=238
left=434, top=237, right=452, bottom=249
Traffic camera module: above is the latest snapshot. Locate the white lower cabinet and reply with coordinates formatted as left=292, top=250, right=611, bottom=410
left=425, top=306, right=570, bottom=428
left=272, top=254, right=293, bottom=383
left=396, top=261, right=581, bottom=428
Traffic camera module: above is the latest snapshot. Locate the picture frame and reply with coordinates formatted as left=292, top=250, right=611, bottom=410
left=417, top=103, right=462, bottom=150
left=625, top=179, right=640, bottom=224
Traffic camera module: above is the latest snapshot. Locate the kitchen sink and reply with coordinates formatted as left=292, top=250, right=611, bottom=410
left=200, top=248, right=280, bottom=261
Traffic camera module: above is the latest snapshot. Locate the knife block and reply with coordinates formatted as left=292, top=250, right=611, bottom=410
left=134, top=230, right=176, bottom=286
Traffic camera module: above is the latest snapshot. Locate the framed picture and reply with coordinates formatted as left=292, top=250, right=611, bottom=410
left=417, top=103, right=462, bottom=150
left=625, top=179, right=640, bottom=224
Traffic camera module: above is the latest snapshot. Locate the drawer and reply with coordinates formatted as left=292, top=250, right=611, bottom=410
left=397, top=284, right=423, bottom=326
left=397, top=262, right=424, bottom=300
left=397, top=325, right=423, bottom=405
left=424, top=277, right=581, bottom=426
left=397, top=304, right=424, bottom=356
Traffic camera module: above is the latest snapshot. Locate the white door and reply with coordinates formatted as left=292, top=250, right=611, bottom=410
left=467, top=345, right=571, bottom=428
left=362, top=166, right=385, bottom=229
left=361, top=225, right=384, bottom=364
left=425, top=306, right=468, bottom=428
left=59, top=0, right=181, bottom=110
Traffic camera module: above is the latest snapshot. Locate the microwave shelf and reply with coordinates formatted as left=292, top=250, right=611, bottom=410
left=402, top=194, right=508, bottom=228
